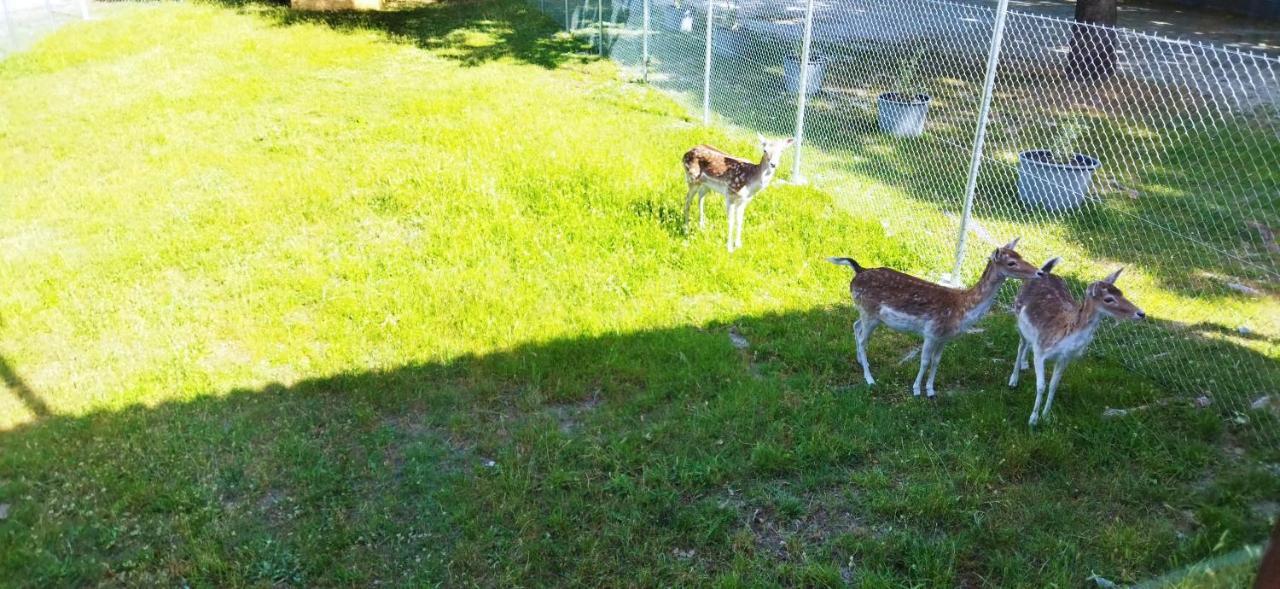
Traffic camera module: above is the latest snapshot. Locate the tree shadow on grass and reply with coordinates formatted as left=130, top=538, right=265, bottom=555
left=1, top=305, right=1277, bottom=586
left=219, top=0, right=593, bottom=69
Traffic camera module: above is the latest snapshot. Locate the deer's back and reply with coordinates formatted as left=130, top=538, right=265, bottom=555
left=853, top=268, right=965, bottom=331
left=683, top=145, right=757, bottom=191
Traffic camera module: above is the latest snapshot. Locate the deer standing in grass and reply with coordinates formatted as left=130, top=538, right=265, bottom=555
left=1008, top=261, right=1145, bottom=426
left=682, top=134, right=794, bottom=252
left=827, top=238, right=1043, bottom=398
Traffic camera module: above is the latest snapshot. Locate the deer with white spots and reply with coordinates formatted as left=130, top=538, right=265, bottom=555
left=682, top=134, right=794, bottom=253
left=1009, top=260, right=1146, bottom=426
left=827, top=238, right=1043, bottom=398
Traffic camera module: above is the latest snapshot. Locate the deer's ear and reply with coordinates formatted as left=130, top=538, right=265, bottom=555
left=1103, top=267, right=1124, bottom=284
left=757, top=133, right=767, bottom=146
left=1041, top=256, right=1061, bottom=274
left=1004, top=236, right=1021, bottom=250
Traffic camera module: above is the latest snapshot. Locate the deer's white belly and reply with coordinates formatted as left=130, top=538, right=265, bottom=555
left=880, top=306, right=927, bottom=334
left=699, top=175, right=733, bottom=194
left=1049, top=329, right=1095, bottom=361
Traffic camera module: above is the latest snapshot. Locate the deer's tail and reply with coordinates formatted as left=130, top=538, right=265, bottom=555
left=826, top=257, right=864, bottom=273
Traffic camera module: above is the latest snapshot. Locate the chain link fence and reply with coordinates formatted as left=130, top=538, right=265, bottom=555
left=0, top=0, right=89, bottom=56
left=534, top=0, right=1279, bottom=449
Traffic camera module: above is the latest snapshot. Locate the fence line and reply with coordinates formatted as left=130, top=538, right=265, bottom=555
left=541, top=0, right=1280, bottom=450
left=0, top=0, right=89, bottom=55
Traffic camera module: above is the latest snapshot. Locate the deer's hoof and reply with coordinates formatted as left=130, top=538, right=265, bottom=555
left=864, top=376, right=875, bottom=386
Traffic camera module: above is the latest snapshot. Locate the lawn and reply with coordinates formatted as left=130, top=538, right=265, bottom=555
left=0, top=0, right=1276, bottom=586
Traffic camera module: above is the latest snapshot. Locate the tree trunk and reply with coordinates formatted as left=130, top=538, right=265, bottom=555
left=1067, top=0, right=1118, bottom=80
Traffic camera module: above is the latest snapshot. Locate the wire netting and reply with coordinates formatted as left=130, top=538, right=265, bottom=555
left=0, top=0, right=88, bottom=57
left=533, top=0, right=1280, bottom=450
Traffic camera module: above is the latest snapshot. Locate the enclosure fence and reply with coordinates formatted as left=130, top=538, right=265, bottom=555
left=0, top=0, right=89, bottom=56
left=534, top=0, right=1280, bottom=448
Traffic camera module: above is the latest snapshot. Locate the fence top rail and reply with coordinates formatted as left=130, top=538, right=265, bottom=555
left=903, top=0, right=1280, bottom=66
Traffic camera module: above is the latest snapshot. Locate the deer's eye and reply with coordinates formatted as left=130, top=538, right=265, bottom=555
left=1104, top=297, right=1116, bottom=304
left=1006, top=261, right=1016, bottom=267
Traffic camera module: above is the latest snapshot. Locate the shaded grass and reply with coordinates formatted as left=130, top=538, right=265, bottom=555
left=0, top=0, right=1277, bottom=586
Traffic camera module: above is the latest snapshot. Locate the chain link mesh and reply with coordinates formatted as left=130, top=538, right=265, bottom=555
left=534, top=0, right=1280, bottom=449
left=0, top=0, right=89, bottom=57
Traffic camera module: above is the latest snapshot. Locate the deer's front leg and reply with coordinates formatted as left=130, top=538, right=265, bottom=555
left=683, top=184, right=700, bottom=231
left=913, top=337, right=938, bottom=397
left=1008, top=336, right=1027, bottom=388
left=724, top=199, right=738, bottom=252
left=1029, top=348, right=1047, bottom=426
left=1040, top=360, right=1068, bottom=422
left=733, top=200, right=747, bottom=250
left=698, top=187, right=707, bottom=229
left=925, top=341, right=944, bottom=398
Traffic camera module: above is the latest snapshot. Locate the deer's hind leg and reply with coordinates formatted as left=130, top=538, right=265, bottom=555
left=854, top=314, right=879, bottom=386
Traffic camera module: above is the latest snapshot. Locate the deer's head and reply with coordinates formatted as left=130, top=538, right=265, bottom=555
left=989, top=237, right=1043, bottom=280
left=757, top=133, right=795, bottom=171
left=1087, top=268, right=1145, bottom=320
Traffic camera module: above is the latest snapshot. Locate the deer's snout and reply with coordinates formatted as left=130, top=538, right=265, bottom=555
left=1135, top=310, right=1146, bottom=319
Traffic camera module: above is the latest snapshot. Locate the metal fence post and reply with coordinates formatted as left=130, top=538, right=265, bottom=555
left=564, top=0, right=570, bottom=30
left=702, top=0, right=714, bottom=124
left=642, top=0, right=650, bottom=82
left=791, top=0, right=817, bottom=183
left=950, top=0, right=1011, bottom=281
left=77, top=0, right=89, bottom=20
left=597, top=0, right=604, bottom=55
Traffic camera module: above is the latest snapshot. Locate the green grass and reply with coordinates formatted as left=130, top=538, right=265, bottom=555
left=0, top=0, right=1276, bottom=585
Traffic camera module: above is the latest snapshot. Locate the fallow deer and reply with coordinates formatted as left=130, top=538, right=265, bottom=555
left=1008, top=261, right=1145, bottom=426
left=682, top=134, right=794, bottom=252
left=827, top=238, right=1043, bottom=398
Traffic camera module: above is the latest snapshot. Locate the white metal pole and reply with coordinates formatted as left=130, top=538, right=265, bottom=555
left=702, top=0, right=714, bottom=124
left=78, top=0, right=89, bottom=20
left=642, top=0, right=650, bottom=82
left=564, top=0, right=570, bottom=30
left=791, top=0, right=816, bottom=183
left=597, top=0, right=604, bottom=55
left=950, top=0, right=1011, bottom=281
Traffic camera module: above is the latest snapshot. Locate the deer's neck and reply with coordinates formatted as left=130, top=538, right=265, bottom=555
left=756, top=152, right=778, bottom=187
left=1067, top=297, right=1106, bottom=344
left=957, top=261, right=1007, bottom=329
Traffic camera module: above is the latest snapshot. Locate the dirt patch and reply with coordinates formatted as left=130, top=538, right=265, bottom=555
left=731, top=487, right=877, bottom=563
left=540, top=390, right=602, bottom=435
